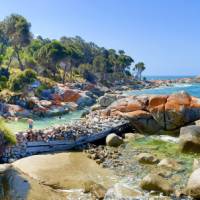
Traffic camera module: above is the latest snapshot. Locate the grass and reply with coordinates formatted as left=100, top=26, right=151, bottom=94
left=0, top=118, right=16, bottom=145
left=131, top=137, right=200, bottom=173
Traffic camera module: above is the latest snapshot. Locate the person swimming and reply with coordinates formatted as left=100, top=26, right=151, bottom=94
left=27, top=118, right=34, bottom=129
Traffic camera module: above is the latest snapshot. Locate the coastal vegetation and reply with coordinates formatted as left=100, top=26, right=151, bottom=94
left=0, top=13, right=146, bottom=93
left=0, top=118, right=16, bottom=144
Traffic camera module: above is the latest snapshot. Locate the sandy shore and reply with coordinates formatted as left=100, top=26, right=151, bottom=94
left=12, top=151, right=117, bottom=190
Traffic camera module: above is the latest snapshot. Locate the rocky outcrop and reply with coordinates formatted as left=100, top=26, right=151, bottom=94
left=186, top=168, right=200, bottom=198
left=103, top=92, right=200, bottom=135
left=1, top=82, right=105, bottom=118
left=179, top=125, right=200, bottom=152
left=124, top=110, right=161, bottom=134
left=98, top=94, right=117, bottom=108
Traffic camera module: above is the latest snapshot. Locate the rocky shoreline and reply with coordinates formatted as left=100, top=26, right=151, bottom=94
left=1, top=75, right=200, bottom=119
left=1, top=81, right=200, bottom=199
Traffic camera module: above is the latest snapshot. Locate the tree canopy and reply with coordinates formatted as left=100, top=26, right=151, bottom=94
left=0, top=13, right=145, bottom=89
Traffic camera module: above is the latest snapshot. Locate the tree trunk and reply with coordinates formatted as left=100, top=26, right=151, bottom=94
left=7, top=56, right=13, bottom=70
left=15, top=49, right=24, bottom=71
left=62, top=64, right=67, bottom=84
left=62, top=60, right=71, bottom=84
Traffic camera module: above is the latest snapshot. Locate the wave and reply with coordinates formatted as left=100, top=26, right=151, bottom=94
left=172, top=83, right=193, bottom=88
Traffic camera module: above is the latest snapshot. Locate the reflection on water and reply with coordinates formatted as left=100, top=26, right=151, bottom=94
left=0, top=169, right=29, bottom=200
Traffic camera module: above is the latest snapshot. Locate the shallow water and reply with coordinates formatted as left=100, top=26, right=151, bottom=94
left=126, top=83, right=200, bottom=98
left=5, top=109, right=85, bottom=133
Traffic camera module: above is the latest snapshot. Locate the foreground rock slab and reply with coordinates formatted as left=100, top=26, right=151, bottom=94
left=12, top=152, right=117, bottom=190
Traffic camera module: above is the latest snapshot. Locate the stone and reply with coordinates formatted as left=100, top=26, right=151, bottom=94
left=158, top=158, right=182, bottom=171
left=104, top=92, right=200, bottom=135
left=140, top=174, right=173, bottom=195
left=123, top=133, right=136, bottom=142
left=0, top=163, right=11, bottom=173
left=195, top=119, right=200, bottom=126
left=179, top=125, right=200, bottom=152
left=124, top=133, right=135, bottom=140
left=105, top=183, right=142, bottom=199
left=186, top=168, right=200, bottom=198
left=124, top=110, right=161, bottom=134
left=98, top=94, right=117, bottom=108
left=66, top=102, right=78, bottom=111
left=106, top=133, right=123, bottom=147
left=193, top=159, right=200, bottom=171
left=83, top=180, right=106, bottom=200
left=62, top=89, right=81, bottom=102
left=108, top=96, right=146, bottom=113
left=76, top=93, right=94, bottom=107
left=91, top=104, right=102, bottom=111
left=39, top=100, right=52, bottom=108
left=137, top=153, right=159, bottom=164
left=148, top=95, right=168, bottom=128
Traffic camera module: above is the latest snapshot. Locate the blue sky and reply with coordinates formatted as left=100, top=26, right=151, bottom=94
left=0, top=0, right=199, bottom=75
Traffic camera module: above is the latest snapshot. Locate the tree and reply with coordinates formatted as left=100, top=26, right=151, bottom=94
left=2, top=47, right=15, bottom=69
left=117, top=50, right=134, bottom=72
left=0, top=14, right=32, bottom=70
left=35, top=40, right=68, bottom=79
left=79, top=64, right=96, bottom=83
left=134, top=62, right=145, bottom=80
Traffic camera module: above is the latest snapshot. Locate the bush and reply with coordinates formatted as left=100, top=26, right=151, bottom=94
left=0, top=75, right=8, bottom=90
left=0, top=119, right=16, bottom=145
left=8, top=69, right=37, bottom=91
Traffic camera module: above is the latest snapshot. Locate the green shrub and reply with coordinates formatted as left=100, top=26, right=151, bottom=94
left=0, top=75, right=8, bottom=89
left=8, top=69, right=37, bottom=91
left=0, top=119, right=16, bottom=145
left=35, top=83, right=49, bottom=96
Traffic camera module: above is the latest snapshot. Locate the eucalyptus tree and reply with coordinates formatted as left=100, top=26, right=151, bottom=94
left=0, top=14, right=32, bottom=70
left=117, top=50, right=134, bottom=73
left=3, top=47, right=15, bottom=70
left=134, top=62, right=145, bottom=80
left=34, top=40, right=68, bottom=78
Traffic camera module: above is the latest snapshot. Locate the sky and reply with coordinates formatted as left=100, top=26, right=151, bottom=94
left=0, top=0, right=200, bottom=76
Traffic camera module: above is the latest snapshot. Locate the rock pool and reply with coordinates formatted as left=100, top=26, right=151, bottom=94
left=5, top=109, right=85, bottom=133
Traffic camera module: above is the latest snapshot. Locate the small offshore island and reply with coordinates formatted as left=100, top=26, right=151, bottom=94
left=1, top=14, right=200, bottom=200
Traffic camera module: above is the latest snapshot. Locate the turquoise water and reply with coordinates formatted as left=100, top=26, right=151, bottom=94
left=145, top=75, right=195, bottom=80
left=126, top=83, right=200, bottom=98
left=5, top=110, right=84, bottom=133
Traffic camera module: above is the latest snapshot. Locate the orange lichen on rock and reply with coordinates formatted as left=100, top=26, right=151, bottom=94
left=124, top=110, right=152, bottom=119
left=62, top=90, right=81, bottom=102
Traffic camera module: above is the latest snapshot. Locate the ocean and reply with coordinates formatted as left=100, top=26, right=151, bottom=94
left=127, top=76, right=200, bottom=98
left=145, top=75, right=195, bottom=80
